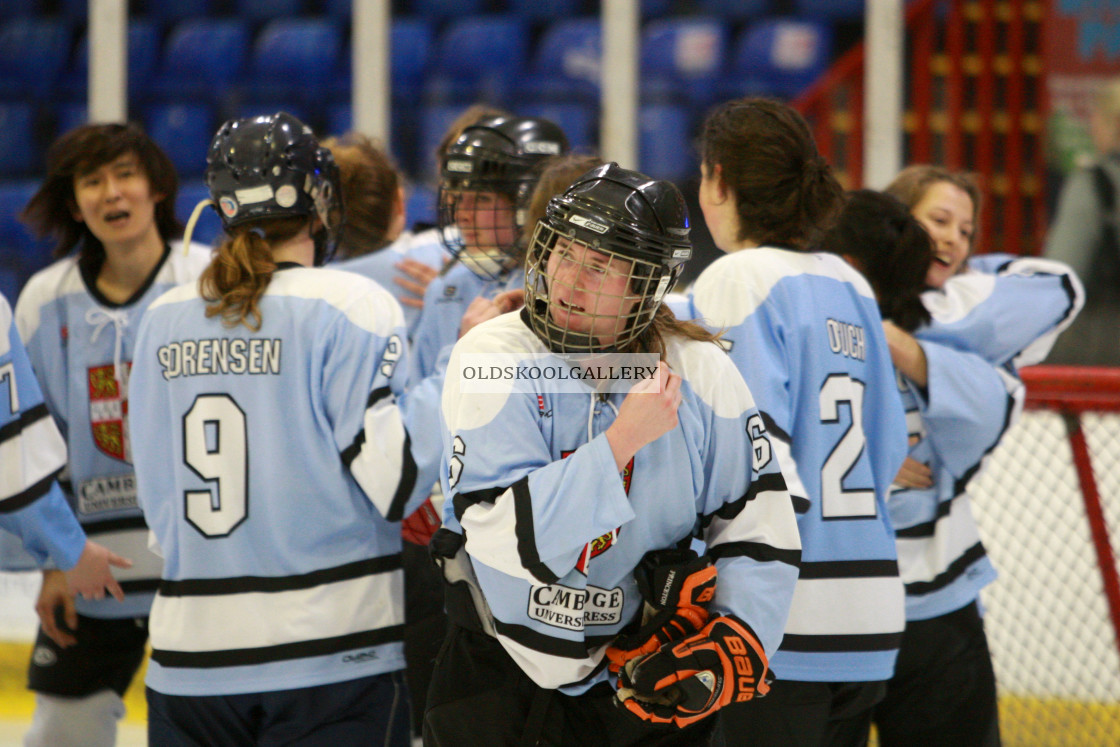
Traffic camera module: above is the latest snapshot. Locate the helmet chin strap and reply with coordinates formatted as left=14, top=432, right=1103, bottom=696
left=530, top=297, right=609, bottom=354
left=459, top=250, right=515, bottom=281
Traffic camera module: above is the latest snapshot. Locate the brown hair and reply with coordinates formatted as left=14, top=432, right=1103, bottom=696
left=699, top=98, right=843, bottom=249
left=200, top=217, right=307, bottom=331
left=20, top=122, right=182, bottom=262
left=628, top=304, right=723, bottom=360
left=435, top=103, right=510, bottom=163
left=885, top=164, right=981, bottom=250
left=818, top=190, right=933, bottom=332
left=322, top=132, right=401, bottom=260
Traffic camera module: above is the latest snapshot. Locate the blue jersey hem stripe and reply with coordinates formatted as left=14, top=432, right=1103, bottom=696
left=82, top=515, right=149, bottom=534
left=492, top=617, right=615, bottom=660
left=797, top=558, right=899, bottom=579
left=157, top=554, right=403, bottom=597
left=0, top=402, right=51, bottom=446
left=0, top=467, right=62, bottom=514
left=779, top=631, right=904, bottom=653
left=700, top=472, right=787, bottom=528
left=904, top=541, right=987, bottom=596
left=151, top=624, right=406, bottom=668
left=708, top=541, right=801, bottom=569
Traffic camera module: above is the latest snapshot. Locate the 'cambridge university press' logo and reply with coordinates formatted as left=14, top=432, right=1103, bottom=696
left=88, top=363, right=132, bottom=462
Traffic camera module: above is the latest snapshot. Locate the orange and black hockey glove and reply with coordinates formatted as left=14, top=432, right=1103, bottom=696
left=616, top=614, right=770, bottom=729
left=605, top=548, right=717, bottom=675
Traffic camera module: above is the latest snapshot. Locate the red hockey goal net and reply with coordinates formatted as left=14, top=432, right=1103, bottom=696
left=969, top=366, right=1120, bottom=745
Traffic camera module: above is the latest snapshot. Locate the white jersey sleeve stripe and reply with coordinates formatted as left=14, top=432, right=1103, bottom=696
left=0, top=408, right=67, bottom=507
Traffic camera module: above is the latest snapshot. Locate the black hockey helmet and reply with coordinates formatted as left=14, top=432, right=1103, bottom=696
left=438, top=115, right=569, bottom=278
left=205, top=112, right=343, bottom=265
left=525, top=162, right=693, bottom=354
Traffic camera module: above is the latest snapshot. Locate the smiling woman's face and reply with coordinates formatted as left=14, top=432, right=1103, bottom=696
left=909, top=180, right=975, bottom=289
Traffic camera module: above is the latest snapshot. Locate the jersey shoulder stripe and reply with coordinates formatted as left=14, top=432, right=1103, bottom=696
left=693, top=247, right=876, bottom=327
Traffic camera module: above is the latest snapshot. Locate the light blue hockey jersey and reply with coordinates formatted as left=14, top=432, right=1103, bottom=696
left=130, top=266, right=433, bottom=696
left=334, top=228, right=447, bottom=338
left=690, top=247, right=909, bottom=683
left=405, top=261, right=526, bottom=503
left=6, top=242, right=211, bottom=619
left=440, top=310, right=802, bottom=693
left=890, top=256, right=1084, bottom=621
left=919, top=255, right=1084, bottom=370
left=0, top=294, right=87, bottom=570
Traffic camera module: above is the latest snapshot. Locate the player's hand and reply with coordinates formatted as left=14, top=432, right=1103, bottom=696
left=617, top=615, right=769, bottom=729
left=65, top=540, right=131, bottom=603
left=893, top=456, right=933, bottom=490
left=393, top=259, right=440, bottom=309
left=36, top=570, right=78, bottom=648
left=458, top=290, right=526, bottom=337
left=605, top=549, right=716, bottom=674
left=606, top=361, right=681, bottom=470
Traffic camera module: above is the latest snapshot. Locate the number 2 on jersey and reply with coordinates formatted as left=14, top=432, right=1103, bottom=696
left=820, top=374, right=875, bottom=519
left=183, top=394, right=248, bottom=537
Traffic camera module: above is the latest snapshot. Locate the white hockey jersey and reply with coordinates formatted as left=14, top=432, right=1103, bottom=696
left=4, top=242, right=211, bottom=619
left=439, top=310, right=801, bottom=693
left=891, top=255, right=1084, bottom=621
left=130, top=266, right=432, bottom=696
left=690, top=247, right=909, bottom=684
left=0, top=294, right=86, bottom=569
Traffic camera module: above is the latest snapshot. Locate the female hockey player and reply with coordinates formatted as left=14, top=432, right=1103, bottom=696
left=688, top=98, right=910, bottom=747
left=129, top=113, right=434, bottom=746
left=0, top=293, right=131, bottom=602
left=423, top=163, right=801, bottom=746
left=10, top=121, right=211, bottom=747
left=866, top=166, right=1084, bottom=746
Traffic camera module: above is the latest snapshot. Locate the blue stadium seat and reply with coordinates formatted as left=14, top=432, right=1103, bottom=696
left=0, top=180, right=53, bottom=274
left=507, top=0, right=585, bottom=22
left=428, top=15, right=528, bottom=102
left=0, top=265, right=21, bottom=307
left=151, top=19, right=250, bottom=104
left=795, top=0, right=865, bottom=22
left=641, top=0, right=673, bottom=17
left=53, top=102, right=87, bottom=138
left=248, top=19, right=343, bottom=107
left=176, top=180, right=223, bottom=248
left=323, top=102, right=417, bottom=179
left=726, top=18, right=833, bottom=99
left=410, top=0, right=484, bottom=23
left=520, top=18, right=600, bottom=103
left=140, top=0, right=216, bottom=27
left=326, top=0, right=352, bottom=20
left=416, top=104, right=468, bottom=180
left=406, top=182, right=437, bottom=229
left=326, top=18, right=433, bottom=106
left=697, top=0, right=772, bottom=22
left=519, top=102, right=595, bottom=152
left=0, top=0, right=36, bottom=17
left=236, top=0, right=305, bottom=22
left=641, top=17, right=729, bottom=108
left=60, top=21, right=161, bottom=101
left=0, top=104, right=37, bottom=177
left=0, top=19, right=71, bottom=100
left=639, top=103, right=693, bottom=183
left=142, top=103, right=216, bottom=178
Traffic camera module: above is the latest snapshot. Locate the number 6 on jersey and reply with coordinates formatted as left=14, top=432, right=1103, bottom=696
left=183, top=394, right=248, bottom=537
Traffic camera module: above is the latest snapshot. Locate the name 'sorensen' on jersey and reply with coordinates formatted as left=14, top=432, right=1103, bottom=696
left=156, top=338, right=282, bottom=380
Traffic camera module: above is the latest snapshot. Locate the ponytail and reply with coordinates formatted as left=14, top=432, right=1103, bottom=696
left=200, top=217, right=307, bottom=331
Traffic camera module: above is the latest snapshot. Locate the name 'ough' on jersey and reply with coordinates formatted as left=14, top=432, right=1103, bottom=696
left=1, top=242, right=211, bottom=619
left=689, top=247, right=909, bottom=684
left=130, top=267, right=436, bottom=696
